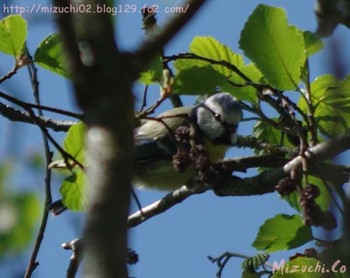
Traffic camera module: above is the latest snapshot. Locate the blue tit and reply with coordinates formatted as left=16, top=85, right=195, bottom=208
left=134, top=92, right=242, bottom=191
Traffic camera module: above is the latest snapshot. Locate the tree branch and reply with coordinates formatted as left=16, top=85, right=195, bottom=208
left=0, top=90, right=82, bottom=119
left=53, top=0, right=209, bottom=276
left=0, top=102, right=76, bottom=132
left=128, top=185, right=207, bottom=227
left=54, top=0, right=133, bottom=277
left=217, top=129, right=350, bottom=196
left=62, top=239, right=83, bottom=278
left=283, top=129, right=350, bottom=172
left=24, top=58, right=53, bottom=278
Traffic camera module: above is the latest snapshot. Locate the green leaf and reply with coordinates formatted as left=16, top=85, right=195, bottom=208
left=271, top=257, right=323, bottom=277
left=138, top=56, right=163, bottom=84
left=222, top=63, right=262, bottom=103
left=252, top=214, right=312, bottom=252
left=0, top=193, right=40, bottom=256
left=303, top=31, right=324, bottom=57
left=242, top=253, right=270, bottom=272
left=60, top=122, right=86, bottom=211
left=299, top=74, right=350, bottom=137
left=63, top=122, right=86, bottom=165
left=34, top=33, right=70, bottom=78
left=0, top=15, right=27, bottom=56
left=175, top=36, right=260, bottom=102
left=60, top=169, right=86, bottom=211
left=284, top=176, right=331, bottom=213
left=254, top=121, right=282, bottom=146
left=187, top=36, right=245, bottom=77
left=172, top=66, right=227, bottom=95
left=284, top=191, right=301, bottom=212
left=306, top=176, right=331, bottom=212
left=239, top=4, right=306, bottom=90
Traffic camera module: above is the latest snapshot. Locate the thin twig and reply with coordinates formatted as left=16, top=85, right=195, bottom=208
left=134, top=0, right=208, bottom=70
left=24, top=54, right=53, bottom=278
left=0, top=102, right=76, bottom=132
left=128, top=185, right=207, bottom=227
left=208, top=252, right=251, bottom=278
left=0, top=64, right=18, bottom=84
left=0, top=90, right=82, bottom=119
left=62, top=239, right=83, bottom=278
left=163, top=53, right=253, bottom=84
left=139, top=85, right=149, bottom=112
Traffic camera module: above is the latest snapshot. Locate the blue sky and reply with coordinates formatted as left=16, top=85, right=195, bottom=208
left=1, top=0, right=349, bottom=277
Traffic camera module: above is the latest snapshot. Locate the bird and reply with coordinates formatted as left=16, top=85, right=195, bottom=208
left=133, top=92, right=242, bottom=191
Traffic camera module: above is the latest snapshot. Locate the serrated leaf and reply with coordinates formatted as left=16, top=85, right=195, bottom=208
left=254, top=121, right=282, bottom=146
left=138, top=56, right=163, bottom=84
left=253, top=121, right=293, bottom=155
left=222, top=63, right=262, bottom=103
left=63, top=122, right=86, bottom=165
left=271, top=257, right=323, bottom=277
left=253, top=120, right=295, bottom=157
left=303, top=31, right=324, bottom=57
left=242, top=253, right=270, bottom=271
left=239, top=4, right=306, bottom=90
left=252, top=214, right=312, bottom=252
left=34, top=33, right=70, bottom=78
left=172, top=66, right=227, bottom=95
left=188, top=36, right=245, bottom=77
left=60, top=169, right=86, bottom=211
left=299, top=74, right=350, bottom=137
left=175, top=37, right=260, bottom=102
left=0, top=15, right=27, bottom=56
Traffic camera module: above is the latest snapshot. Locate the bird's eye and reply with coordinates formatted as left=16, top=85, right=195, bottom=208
left=214, top=114, right=221, bottom=122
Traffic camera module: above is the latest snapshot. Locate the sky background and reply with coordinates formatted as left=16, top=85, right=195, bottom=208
left=0, top=0, right=350, bottom=277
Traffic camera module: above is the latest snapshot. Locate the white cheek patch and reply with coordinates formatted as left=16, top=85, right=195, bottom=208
left=197, top=107, right=225, bottom=140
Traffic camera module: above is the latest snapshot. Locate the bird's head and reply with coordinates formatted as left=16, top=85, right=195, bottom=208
left=196, top=92, right=242, bottom=146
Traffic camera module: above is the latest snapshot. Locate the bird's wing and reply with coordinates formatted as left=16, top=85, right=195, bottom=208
left=134, top=106, right=192, bottom=162
left=134, top=133, right=173, bottom=161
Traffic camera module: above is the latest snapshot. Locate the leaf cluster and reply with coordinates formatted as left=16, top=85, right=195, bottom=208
left=0, top=4, right=350, bottom=278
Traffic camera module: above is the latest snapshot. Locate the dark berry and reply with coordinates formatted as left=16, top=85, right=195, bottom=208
left=275, top=177, right=297, bottom=196
left=127, top=249, right=139, bottom=265
left=303, top=184, right=320, bottom=200
left=304, top=248, right=319, bottom=259
left=174, top=126, right=191, bottom=145
left=172, top=149, right=191, bottom=172
left=300, top=197, right=323, bottom=226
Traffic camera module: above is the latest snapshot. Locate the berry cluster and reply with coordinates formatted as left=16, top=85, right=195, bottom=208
left=127, top=248, right=139, bottom=265
left=172, top=149, right=191, bottom=172
left=174, top=125, right=191, bottom=145
left=300, top=184, right=337, bottom=230
left=190, top=145, right=212, bottom=182
left=172, top=125, right=215, bottom=182
left=172, top=126, right=192, bottom=172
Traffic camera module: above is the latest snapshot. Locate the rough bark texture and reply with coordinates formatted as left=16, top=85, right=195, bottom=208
left=54, top=0, right=207, bottom=277
left=55, top=0, right=134, bottom=276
